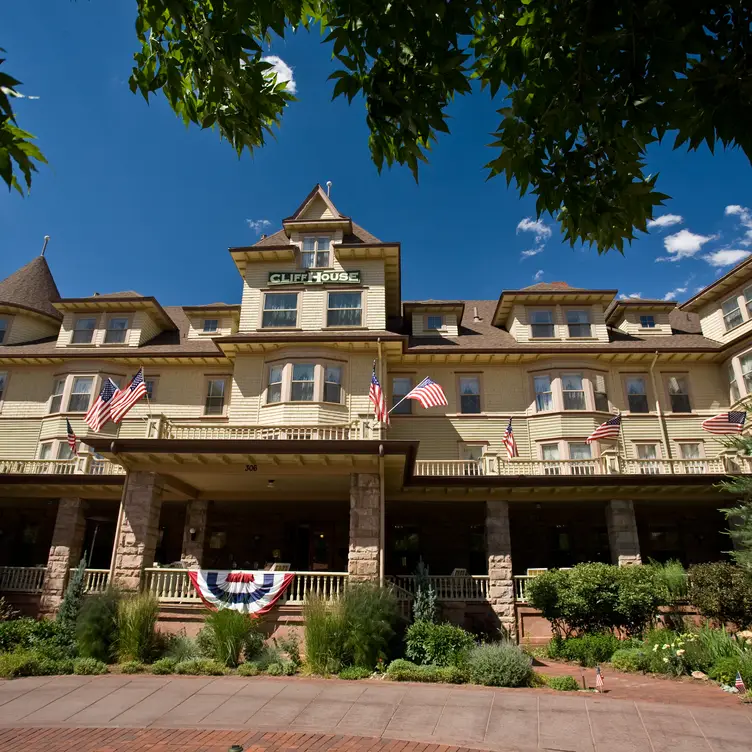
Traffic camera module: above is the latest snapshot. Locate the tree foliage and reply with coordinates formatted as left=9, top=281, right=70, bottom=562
left=4, top=1, right=752, bottom=252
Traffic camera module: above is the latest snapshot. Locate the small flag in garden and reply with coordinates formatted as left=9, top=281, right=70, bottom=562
left=736, top=671, right=746, bottom=693
left=66, top=419, right=78, bottom=453
left=595, top=666, right=604, bottom=692
left=701, top=411, right=746, bottom=435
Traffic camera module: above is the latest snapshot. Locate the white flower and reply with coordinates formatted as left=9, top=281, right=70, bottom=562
left=653, top=644, right=660, bottom=652
left=676, top=649, right=685, bottom=656
left=663, top=657, right=670, bottom=663
left=663, top=644, right=671, bottom=649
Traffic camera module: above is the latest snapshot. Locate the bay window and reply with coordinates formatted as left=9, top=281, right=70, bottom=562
left=327, top=292, right=362, bottom=327
left=67, top=376, right=93, bottom=412
left=301, top=236, right=330, bottom=268
left=722, top=297, right=743, bottom=331
left=625, top=376, right=649, bottom=413
left=0, top=372, right=5, bottom=403
left=49, top=378, right=66, bottom=413
left=291, top=364, right=315, bottom=401
left=562, top=373, right=586, bottom=410
left=458, top=376, right=481, bottom=414
left=741, top=354, right=752, bottom=393
left=262, top=293, right=298, bottom=328
left=0, top=318, right=7, bottom=344
left=324, top=365, right=342, bottom=403
left=566, top=310, right=591, bottom=338
left=263, top=361, right=347, bottom=405
left=729, top=363, right=741, bottom=403
left=593, top=373, right=609, bottom=412
left=392, top=377, right=412, bottom=415
left=534, top=375, right=553, bottom=411
left=267, top=365, right=283, bottom=404
left=104, top=316, right=129, bottom=344
left=204, top=378, right=227, bottom=415
left=666, top=375, right=692, bottom=413
left=72, top=317, right=97, bottom=344
left=530, top=310, right=554, bottom=338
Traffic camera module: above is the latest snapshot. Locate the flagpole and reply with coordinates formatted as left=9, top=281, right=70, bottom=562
left=617, top=412, right=627, bottom=472
left=141, top=365, right=153, bottom=419
left=387, top=393, right=411, bottom=415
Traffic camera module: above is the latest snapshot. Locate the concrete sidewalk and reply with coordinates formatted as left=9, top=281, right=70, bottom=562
left=1, top=674, right=752, bottom=752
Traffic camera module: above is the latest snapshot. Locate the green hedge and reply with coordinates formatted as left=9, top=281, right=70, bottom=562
left=0, top=618, right=75, bottom=656
left=405, top=621, right=475, bottom=667
left=687, top=563, right=752, bottom=629
left=547, top=633, right=622, bottom=667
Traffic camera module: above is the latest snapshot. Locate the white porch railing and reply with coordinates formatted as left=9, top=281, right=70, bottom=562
left=157, top=419, right=379, bottom=442
left=0, top=456, right=125, bottom=476
left=621, top=458, right=726, bottom=475
left=514, top=575, right=532, bottom=604
left=497, top=458, right=609, bottom=476
left=387, top=574, right=490, bottom=601
left=414, top=460, right=486, bottom=477
left=0, top=566, right=46, bottom=593
left=70, top=568, right=110, bottom=594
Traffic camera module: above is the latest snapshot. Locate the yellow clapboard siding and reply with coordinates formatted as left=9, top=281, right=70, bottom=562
left=5, top=315, right=59, bottom=346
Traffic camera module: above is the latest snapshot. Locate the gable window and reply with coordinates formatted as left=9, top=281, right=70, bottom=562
left=666, top=375, right=691, bottom=412
left=324, top=365, right=343, bottom=404
left=566, top=310, right=591, bottom=338
left=534, top=375, right=553, bottom=412
left=722, top=297, right=743, bottom=331
left=291, top=364, right=315, bottom=401
left=741, top=355, right=752, bottom=393
left=458, top=376, right=481, bottom=414
left=426, top=315, right=444, bottom=331
left=562, top=373, right=586, bottom=410
left=0, top=318, right=7, bottom=344
left=204, top=378, right=227, bottom=415
left=262, top=293, right=298, bottom=328
left=203, top=319, right=219, bottom=333
left=49, top=378, right=66, bottom=413
left=301, top=237, right=331, bottom=269
left=72, top=317, right=97, bottom=344
left=104, top=317, right=129, bottom=344
left=640, top=315, right=656, bottom=329
left=392, top=377, right=412, bottom=415
left=593, top=373, right=609, bottom=412
left=625, top=376, right=649, bottom=413
left=327, top=292, right=362, bottom=327
left=67, top=376, right=93, bottom=412
left=0, top=372, right=5, bottom=402
left=267, top=365, right=283, bottom=404
left=729, top=364, right=741, bottom=403
left=530, top=310, right=554, bottom=338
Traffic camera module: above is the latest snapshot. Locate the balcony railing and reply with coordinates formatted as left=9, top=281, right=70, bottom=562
left=0, top=456, right=125, bottom=476
left=387, top=574, right=490, bottom=601
left=0, top=566, right=46, bottom=593
left=497, top=458, right=611, bottom=476
left=414, top=459, right=486, bottom=477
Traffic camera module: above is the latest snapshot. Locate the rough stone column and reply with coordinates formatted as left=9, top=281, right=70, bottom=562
left=606, top=500, right=642, bottom=566
left=348, top=473, right=380, bottom=581
left=181, top=499, right=209, bottom=568
left=39, top=497, right=87, bottom=616
left=112, top=472, right=164, bottom=592
left=486, top=500, right=517, bottom=639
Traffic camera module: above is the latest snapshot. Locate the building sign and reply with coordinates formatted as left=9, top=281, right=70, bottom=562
left=268, top=270, right=361, bottom=286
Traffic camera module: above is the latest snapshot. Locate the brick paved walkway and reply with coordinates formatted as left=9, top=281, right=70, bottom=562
left=1, top=674, right=752, bottom=751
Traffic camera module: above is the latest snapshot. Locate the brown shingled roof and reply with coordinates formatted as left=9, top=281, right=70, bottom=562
left=252, top=221, right=381, bottom=248
left=522, top=281, right=581, bottom=292
left=0, top=256, right=62, bottom=321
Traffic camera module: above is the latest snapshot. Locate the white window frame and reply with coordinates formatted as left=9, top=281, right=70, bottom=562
left=266, top=364, right=284, bottom=404
left=202, top=319, right=219, bottom=333
left=729, top=363, right=741, bottom=403
left=530, top=309, right=555, bottom=339
left=301, top=236, right=331, bottom=269
left=540, top=442, right=561, bottom=461
left=290, top=363, right=316, bottom=402
left=566, top=309, right=592, bottom=338
left=740, top=354, right=752, bottom=394
left=144, top=377, right=157, bottom=403
left=204, top=377, right=228, bottom=416
left=0, top=371, right=6, bottom=407
left=38, top=442, right=53, bottom=460
left=722, top=296, right=744, bottom=331
left=48, top=377, right=66, bottom=414
left=103, top=315, right=130, bottom=345
left=67, top=376, right=94, bottom=413
left=72, top=316, right=97, bottom=345
left=567, top=442, right=592, bottom=460
left=324, top=365, right=343, bottom=404
left=533, top=374, right=554, bottom=412
left=744, top=286, right=752, bottom=316
left=561, top=373, right=587, bottom=411
left=677, top=442, right=704, bottom=460
left=624, top=375, right=650, bottom=414
left=261, top=292, right=299, bottom=329
left=458, top=375, right=482, bottom=414
left=326, top=291, right=363, bottom=328
left=391, top=376, right=413, bottom=415
left=636, top=443, right=660, bottom=460
left=639, top=315, right=656, bottom=329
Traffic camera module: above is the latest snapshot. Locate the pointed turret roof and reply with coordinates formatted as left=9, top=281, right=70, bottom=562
left=0, top=256, right=62, bottom=321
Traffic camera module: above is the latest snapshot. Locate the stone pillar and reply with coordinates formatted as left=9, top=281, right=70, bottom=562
left=112, top=471, right=164, bottom=592
left=486, top=500, right=516, bottom=639
left=39, top=497, right=87, bottom=616
left=181, top=499, right=208, bottom=568
left=348, top=473, right=380, bottom=581
left=606, top=500, right=642, bottom=566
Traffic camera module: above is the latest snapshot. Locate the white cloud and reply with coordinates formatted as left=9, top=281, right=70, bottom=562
left=0, top=86, right=39, bottom=100
left=725, top=204, right=752, bottom=246
left=516, top=217, right=552, bottom=243
left=521, top=247, right=544, bottom=259
left=533, top=270, right=544, bottom=282
left=647, top=214, right=683, bottom=230
left=247, top=218, right=272, bottom=235
left=261, top=56, right=297, bottom=94
left=619, top=293, right=642, bottom=300
left=656, top=229, right=714, bottom=262
left=662, top=286, right=687, bottom=301
left=703, top=249, right=752, bottom=268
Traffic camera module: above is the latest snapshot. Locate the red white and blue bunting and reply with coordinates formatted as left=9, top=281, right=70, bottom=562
left=187, top=570, right=295, bottom=616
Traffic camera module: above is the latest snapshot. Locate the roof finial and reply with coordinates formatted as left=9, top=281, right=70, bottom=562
left=41, top=235, right=50, bottom=257
left=326, top=180, right=332, bottom=196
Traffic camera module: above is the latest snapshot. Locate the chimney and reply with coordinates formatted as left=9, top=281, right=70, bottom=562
left=473, top=306, right=481, bottom=322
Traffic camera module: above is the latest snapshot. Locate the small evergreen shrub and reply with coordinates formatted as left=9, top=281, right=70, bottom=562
left=545, top=675, right=579, bottom=691
left=119, top=661, right=144, bottom=674
left=687, top=563, right=752, bottom=629
left=57, top=557, right=87, bottom=636
left=76, top=590, right=120, bottom=662
left=549, top=633, right=621, bottom=667
left=611, top=647, right=650, bottom=673
left=151, top=657, right=178, bottom=674
left=265, top=661, right=284, bottom=676
left=254, top=645, right=283, bottom=671
left=73, top=657, right=108, bottom=675
left=466, top=643, right=532, bottom=687
left=175, top=658, right=226, bottom=675
left=276, top=634, right=301, bottom=667
left=338, top=666, right=372, bottom=680
left=163, top=632, right=200, bottom=662
left=405, top=621, right=475, bottom=666
left=238, top=662, right=260, bottom=676
left=116, top=593, right=160, bottom=663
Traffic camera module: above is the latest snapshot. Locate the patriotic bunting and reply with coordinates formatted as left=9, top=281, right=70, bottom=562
left=187, top=570, right=295, bottom=616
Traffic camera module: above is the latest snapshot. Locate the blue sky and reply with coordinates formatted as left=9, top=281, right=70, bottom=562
left=2, top=2, right=752, bottom=307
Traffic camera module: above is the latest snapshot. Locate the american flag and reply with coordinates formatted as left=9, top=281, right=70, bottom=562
left=736, top=671, right=747, bottom=694
left=66, top=419, right=78, bottom=453
left=595, top=666, right=604, bottom=692
left=110, top=368, right=148, bottom=423
left=503, top=418, right=519, bottom=459
left=405, top=377, right=448, bottom=409
left=369, top=363, right=389, bottom=424
left=586, top=414, right=621, bottom=444
left=84, top=378, right=120, bottom=432
left=701, top=411, right=746, bottom=435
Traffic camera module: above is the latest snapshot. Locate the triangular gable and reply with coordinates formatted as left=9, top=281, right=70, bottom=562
left=285, top=184, right=344, bottom=221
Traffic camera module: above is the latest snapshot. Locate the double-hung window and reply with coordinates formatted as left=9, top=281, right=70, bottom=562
left=626, top=376, right=649, bottom=413
left=49, top=378, right=66, bottom=413
left=72, top=317, right=96, bottom=344
left=566, top=310, right=591, bottom=337
left=204, top=378, right=226, bottom=415
left=534, top=375, right=553, bottom=412
left=67, top=376, right=93, bottom=412
left=640, top=315, right=656, bottom=329
left=745, top=286, right=752, bottom=316
left=592, top=373, right=609, bottom=412
left=562, top=373, right=586, bottom=410
left=327, top=292, right=362, bottom=327
left=57, top=443, right=75, bottom=460
left=324, top=365, right=343, bottom=403
left=301, top=237, right=330, bottom=268
left=722, top=297, right=743, bottom=331
left=38, top=442, right=53, bottom=460
left=541, top=443, right=561, bottom=474
left=458, top=376, right=481, bottom=414
left=144, top=379, right=156, bottom=402
left=262, top=293, right=298, bottom=328
left=729, top=364, right=741, bottom=403
left=637, top=444, right=658, bottom=461
left=0, top=319, right=7, bottom=344
left=0, top=372, right=6, bottom=402
left=392, top=377, right=412, bottom=415
left=667, top=375, right=692, bottom=412
left=203, top=319, right=218, bottom=333
left=104, top=317, right=129, bottom=344
left=679, top=443, right=701, bottom=460
left=530, top=310, right=554, bottom=338
left=291, top=364, right=315, bottom=401
left=741, top=355, right=752, bottom=394
left=267, top=365, right=283, bottom=404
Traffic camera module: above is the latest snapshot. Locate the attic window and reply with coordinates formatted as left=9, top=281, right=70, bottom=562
left=0, top=318, right=7, bottom=344
left=301, top=237, right=331, bottom=269
left=203, top=319, right=219, bottom=333
left=640, top=315, right=656, bottom=328
left=426, top=315, right=443, bottom=331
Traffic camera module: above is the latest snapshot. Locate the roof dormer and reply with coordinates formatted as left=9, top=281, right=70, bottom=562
left=404, top=301, right=464, bottom=337
left=604, top=299, right=676, bottom=336
left=183, top=304, right=240, bottom=338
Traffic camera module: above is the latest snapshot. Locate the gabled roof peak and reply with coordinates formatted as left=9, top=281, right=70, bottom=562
left=284, top=183, right=346, bottom=222
left=521, top=281, right=581, bottom=292
left=0, top=256, right=62, bottom=321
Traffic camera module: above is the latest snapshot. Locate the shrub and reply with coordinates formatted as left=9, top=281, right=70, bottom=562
left=119, top=661, right=144, bottom=674
left=466, top=643, right=532, bottom=687
left=405, top=621, right=475, bottom=667
left=163, top=632, right=200, bottom=662
left=616, top=565, right=665, bottom=636
left=57, top=557, right=87, bottom=636
left=304, top=594, right=346, bottom=673
left=339, top=666, right=372, bottom=680
left=545, top=675, right=580, bottom=691
left=151, top=657, right=177, bottom=674
left=76, top=590, right=120, bottom=662
left=641, top=629, right=697, bottom=676
left=687, top=563, right=752, bottom=628
left=73, top=657, right=108, bottom=675
left=0, top=597, right=17, bottom=622
left=0, top=650, right=74, bottom=678
left=0, top=617, right=74, bottom=656
left=198, top=609, right=256, bottom=667
left=649, top=559, right=688, bottom=605
left=116, top=593, right=160, bottom=663
left=238, top=662, right=260, bottom=676
left=254, top=644, right=283, bottom=671
left=275, top=634, right=301, bottom=667
left=611, top=647, right=650, bottom=673
left=681, top=624, right=741, bottom=673
left=341, top=583, right=399, bottom=669
left=175, top=658, right=226, bottom=675
left=707, top=651, right=752, bottom=688
left=244, top=630, right=265, bottom=661
left=266, top=661, right=284, bottom=676
left=386, top=659, right=466, bottom=683
left=549, top=633, right=621, bottom=667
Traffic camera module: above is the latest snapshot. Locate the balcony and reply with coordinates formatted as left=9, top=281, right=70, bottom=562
left=0, top=456, right=126, bottom=476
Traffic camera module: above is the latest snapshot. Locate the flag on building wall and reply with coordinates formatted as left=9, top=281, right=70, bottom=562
left=701, top=411, right=747, bottom=435
left=586, top=414, right=621, bottom=444
left=404, top=377, right=448, bottom=408
left=736, top=670, right=747, bottom=694
left=595, top=666, right=604, bottom=692
left=187, top=570, right=295, bottom=616
left=110, top=367, right=148, bottom=423
left=369, top=363, right=389, bottom=424
left=66, top=419, right=78, bottom=453
left=84, top=378, right=120, bottom=432
left=503, top=418, right=519, bottom=459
